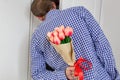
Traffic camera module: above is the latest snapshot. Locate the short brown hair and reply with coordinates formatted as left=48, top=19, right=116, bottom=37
left=31, top=0, right=53, bottom=17
left=50, top=0, right=59, bottom=9
left=31, top=0, right=59, bottom=17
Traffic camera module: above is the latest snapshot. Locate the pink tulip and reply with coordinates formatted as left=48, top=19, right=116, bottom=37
left=47, top=32, right=54, bottom=42
left=53, top=36, right=61, bottom=45
left=53, top=30, right=58, bottom=36
left=54, top=26, right=65, bottom=40
left=47, top=32, right=53, bottom=38
left=54, top=25, right=65, bottom=32
left=58, top=31, right=65, bottom=40
left=54, top=27, right=59, bottom=32
left=49, top=36, right=54, bottom=43
left=64, top=27, right=73, bottom=36
left=59, top=25, right=65, bottom=31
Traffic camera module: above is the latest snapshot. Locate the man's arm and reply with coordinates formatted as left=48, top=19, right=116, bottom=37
left=30, top=34, right=67, bottom=80
left=82, top=7, right=120, bottom=79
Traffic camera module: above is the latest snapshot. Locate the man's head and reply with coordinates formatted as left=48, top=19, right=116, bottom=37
left=31, top=0, right=59, bottom=21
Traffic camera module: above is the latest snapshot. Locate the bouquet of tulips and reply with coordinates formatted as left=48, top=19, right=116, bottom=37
left=47, top=25, right=92, bottom=80
left=47, top=25, right=76, bottom=66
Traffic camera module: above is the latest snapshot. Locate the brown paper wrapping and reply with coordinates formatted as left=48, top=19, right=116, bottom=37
left=51, top=41, right=76, bottom=66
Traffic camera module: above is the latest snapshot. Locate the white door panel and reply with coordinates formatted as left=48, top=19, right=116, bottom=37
left=60, top=0, right=102, bottom=23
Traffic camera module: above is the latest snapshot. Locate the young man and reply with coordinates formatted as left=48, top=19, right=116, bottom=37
left=30, top=0, right=120, bottom=80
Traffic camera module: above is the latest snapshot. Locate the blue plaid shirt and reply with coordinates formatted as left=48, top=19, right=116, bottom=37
left=31, top=6, right=120, bottom=80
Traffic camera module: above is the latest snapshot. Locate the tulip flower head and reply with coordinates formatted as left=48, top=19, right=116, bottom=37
left=64, top=27, right=73, bottom=36
left=58, top=31, right=65, bottom=40
left=47, top=25, right=73, bottom=45
left=54, top=27, right=59, bottom=32
left=53, top=36, right=61, bottom=45
left=47, top=32, right=54, bottom=42
left=47, top=32, right=53, bottom=38
left=53, top=31, right=58, bottom=36
left=59, top=25, right=65, bottom=31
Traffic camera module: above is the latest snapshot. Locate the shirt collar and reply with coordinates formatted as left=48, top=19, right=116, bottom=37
left=45, top=9, right=60, bottom=20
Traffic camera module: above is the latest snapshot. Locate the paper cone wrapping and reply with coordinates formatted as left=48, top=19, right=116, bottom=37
left=51, top=41, right=76, bottom=66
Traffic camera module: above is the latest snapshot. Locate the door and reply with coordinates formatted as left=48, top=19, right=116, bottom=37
left=60, top=0, right=102, bottom=23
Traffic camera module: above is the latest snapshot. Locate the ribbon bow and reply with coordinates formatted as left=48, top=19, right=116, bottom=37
left=74, top=57, right=92, bottom=80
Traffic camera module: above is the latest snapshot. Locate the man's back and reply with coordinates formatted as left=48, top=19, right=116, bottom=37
left=31, top=6, right=120, bottom=80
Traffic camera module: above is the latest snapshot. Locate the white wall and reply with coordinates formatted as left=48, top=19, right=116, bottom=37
left=0, top=0, right=31, bottom=80
left=100, top=0, right=120, bottom=72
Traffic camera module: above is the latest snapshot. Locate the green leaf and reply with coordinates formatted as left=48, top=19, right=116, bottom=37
left=61, top=36, right=71, bottom=44
left=61, top=39, right=65, bottom=44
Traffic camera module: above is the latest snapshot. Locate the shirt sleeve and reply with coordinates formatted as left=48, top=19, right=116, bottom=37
left=30, top=34, right=67, bottom=80
left=81, top=7, right=120, bottom=80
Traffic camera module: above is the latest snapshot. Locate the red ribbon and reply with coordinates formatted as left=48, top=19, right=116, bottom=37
left=74, top=57, right=92, bottom=80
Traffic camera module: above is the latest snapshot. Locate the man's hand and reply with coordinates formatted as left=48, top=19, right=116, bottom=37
left=65, top=66, right=78, bottom=80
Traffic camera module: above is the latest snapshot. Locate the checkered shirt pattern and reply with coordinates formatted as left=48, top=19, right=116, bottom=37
left=31, top=6, right=120, bottom=80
